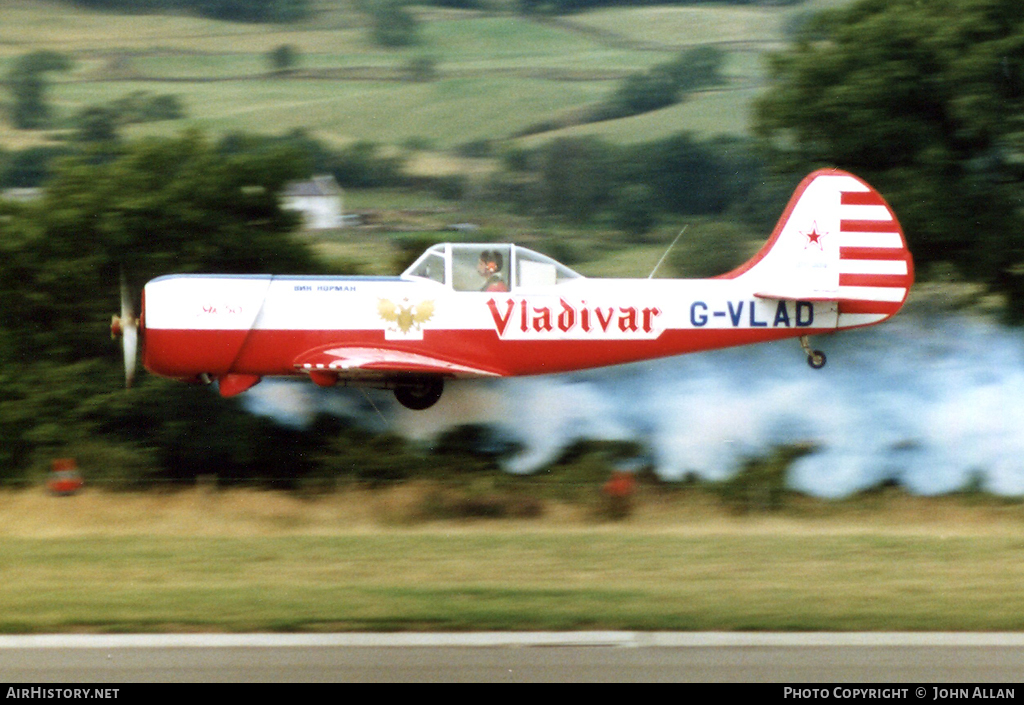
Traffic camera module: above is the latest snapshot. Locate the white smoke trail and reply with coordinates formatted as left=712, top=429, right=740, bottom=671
left=242, top=312, right=1024, bottom=497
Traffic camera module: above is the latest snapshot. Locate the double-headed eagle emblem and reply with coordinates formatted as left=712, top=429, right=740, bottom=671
left=378, top=298, right=435, bottom=336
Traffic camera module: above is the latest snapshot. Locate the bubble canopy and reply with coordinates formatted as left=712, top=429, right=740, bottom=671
left=402, top=244, right=582, bottom=292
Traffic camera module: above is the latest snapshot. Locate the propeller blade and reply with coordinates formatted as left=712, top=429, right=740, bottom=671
left=123, top=315, right=138, bottom=388
left=119, top=270, right=139, bottom=388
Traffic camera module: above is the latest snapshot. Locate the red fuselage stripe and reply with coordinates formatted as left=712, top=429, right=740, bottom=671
left=143, top=326, right=834, bottom=380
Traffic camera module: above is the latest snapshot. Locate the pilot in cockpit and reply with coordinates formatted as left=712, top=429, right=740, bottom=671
left=477, top=250, right=509, bottom=292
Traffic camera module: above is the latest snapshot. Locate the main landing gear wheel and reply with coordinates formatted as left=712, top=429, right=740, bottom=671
left=394, top=376, right=444, bottom=410
left=800, top=336, right=826, bottom=370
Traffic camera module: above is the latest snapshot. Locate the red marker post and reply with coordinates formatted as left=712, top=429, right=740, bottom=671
left=601, top=471, right=635, bottom=520
left=48, top=458, right=83, bottom=496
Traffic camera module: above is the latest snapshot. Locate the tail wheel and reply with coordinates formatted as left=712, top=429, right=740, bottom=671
left=394, top=376, right=444, bottom=410
left=807, top=351, right=826, bottom=369
left=799, top=335, right=826, bottom=370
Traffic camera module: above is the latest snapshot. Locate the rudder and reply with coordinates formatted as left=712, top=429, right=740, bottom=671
left=721, top=169, right=914, bottom=329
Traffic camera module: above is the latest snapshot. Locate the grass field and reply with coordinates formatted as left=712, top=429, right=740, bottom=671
left=564, top=5, right=787, bottom=47
left=1, top=487, right=1023, bottom=633
left=0, top=0, right=851, bottom=152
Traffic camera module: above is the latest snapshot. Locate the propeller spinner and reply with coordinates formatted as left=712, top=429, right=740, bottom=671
left=110, top=272, right=139, bottom=388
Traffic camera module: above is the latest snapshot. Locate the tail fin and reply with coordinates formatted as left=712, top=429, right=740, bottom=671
left=722, top=169, right=914, bottom=328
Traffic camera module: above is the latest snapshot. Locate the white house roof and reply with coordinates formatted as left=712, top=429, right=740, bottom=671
left=283, top=175, right=343, bottom=198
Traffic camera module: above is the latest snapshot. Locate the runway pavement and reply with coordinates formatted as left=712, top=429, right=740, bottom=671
left=2, top=633, right=1024, bottom=682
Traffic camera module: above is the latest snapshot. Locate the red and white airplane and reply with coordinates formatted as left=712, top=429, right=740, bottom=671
left=112, top=169, right=913, bottom=410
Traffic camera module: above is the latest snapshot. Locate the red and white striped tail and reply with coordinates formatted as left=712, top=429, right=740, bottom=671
left=835, top=184, right=914, bottom=327
left=726, top=168, right=913, bottom=329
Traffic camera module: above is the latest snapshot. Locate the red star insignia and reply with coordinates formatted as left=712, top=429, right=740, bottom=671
left=803, top=223, right=826, bottom=250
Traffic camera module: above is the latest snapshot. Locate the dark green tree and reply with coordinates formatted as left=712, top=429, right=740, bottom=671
left=5, top=51, right=72, bottom=129
left=0, top=145, right=74, bottom=188
left=329, top=141, right=407, bottom=187
left=72, top=106, right=120, bottom=143
left=0, top=130, right=315, bottom=365
left=0, top=131, right=323, bottom=484
left=367, top=0, right=420, bottom=48
left=628, top=133, right=735, bottom=215
left=404, top=55, right=438, bottom=82
left=538, top=137, right=616, bottom=222
left=597, top=46, right=726, bottom=121
left=603, top=70, right=679, bottom=119
left=612, top=184, right=659, bottom=238
left=142, top=94, right=185, bottom=121
left=659, top=46, right=725, bottom=92
left=268, top=45, right=299, bottom=74
left=755, top=0, right=1024, bottom=320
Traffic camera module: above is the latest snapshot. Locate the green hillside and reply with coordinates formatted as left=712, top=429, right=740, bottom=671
left=0, top=0, right=849, bottom=151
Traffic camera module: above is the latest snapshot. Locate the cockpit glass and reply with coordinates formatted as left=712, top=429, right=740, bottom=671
left=402, top=244, right=582, bottom=290
left=514, top=247, right=581, bottom=288
left=405, top=246, right=446, bottom=284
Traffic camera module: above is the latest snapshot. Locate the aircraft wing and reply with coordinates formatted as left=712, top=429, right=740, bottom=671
left=293, top=346, right=503, bottom=380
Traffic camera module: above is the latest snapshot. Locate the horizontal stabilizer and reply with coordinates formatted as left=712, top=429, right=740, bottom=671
left=754, top=289, right=839, bottom=302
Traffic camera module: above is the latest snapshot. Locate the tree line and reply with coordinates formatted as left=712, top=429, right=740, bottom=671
left=517, top=0, right=803, bottom=14
left=65, top=0, right=311, bottom=22
left=493, top=133, right=769, bottom=231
